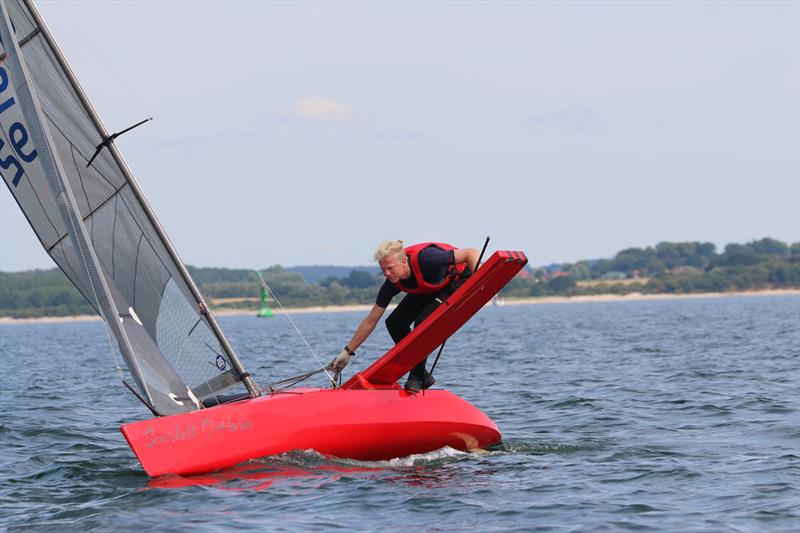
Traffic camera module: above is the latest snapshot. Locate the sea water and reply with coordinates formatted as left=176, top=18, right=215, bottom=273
left=1, top=295, right=798, bottom=531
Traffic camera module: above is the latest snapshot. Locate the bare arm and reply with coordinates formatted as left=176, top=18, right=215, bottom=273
left=454, top=247, right=480, bottom=272
left=346, top=303, right=386, bottom=352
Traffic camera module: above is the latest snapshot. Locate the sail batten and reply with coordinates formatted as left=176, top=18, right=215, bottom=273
left=0, top=25, right=38, bottom=59
left=45, top=183, right=120, bottom=253
left=0, top=0, right=257, bottom=414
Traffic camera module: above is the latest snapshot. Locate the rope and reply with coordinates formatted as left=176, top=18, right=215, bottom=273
left=255, top=271, right=337, bottom=385
left=264, top=367, right=338, bottom=394
left=55, top=1, right=152, bottom=117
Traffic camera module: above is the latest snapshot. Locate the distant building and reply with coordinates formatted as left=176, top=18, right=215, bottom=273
left=601, top=271, right=626, bottom=280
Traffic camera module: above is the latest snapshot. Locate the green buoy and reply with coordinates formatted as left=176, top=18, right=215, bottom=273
left=256, top=284, right=273, bottom=318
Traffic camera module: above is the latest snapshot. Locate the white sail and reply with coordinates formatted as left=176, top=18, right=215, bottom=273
left=0, top=0, right=257, bottom=415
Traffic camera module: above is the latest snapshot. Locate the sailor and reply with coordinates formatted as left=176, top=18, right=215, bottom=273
left=329, top=240, right=479, bottom=392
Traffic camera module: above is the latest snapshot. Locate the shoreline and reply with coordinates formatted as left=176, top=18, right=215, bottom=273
left=1, top=288, right=797, bottom=325
left=498, top=288, right=799, bottom=306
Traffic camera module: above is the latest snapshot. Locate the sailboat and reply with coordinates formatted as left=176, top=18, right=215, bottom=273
left=0, top=0, right=527, bottom=477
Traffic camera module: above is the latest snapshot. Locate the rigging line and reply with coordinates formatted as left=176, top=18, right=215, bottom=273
left=430, top=236, right=491, bottom=376
left=265, top=368, right=326, bottom=394
left=53, top=1, right=151, bottom=117
left=255, top=271, right=337, bottom=385
left=122, top=379, right=159, bottom=417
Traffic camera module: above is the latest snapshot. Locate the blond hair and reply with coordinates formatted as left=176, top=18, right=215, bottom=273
left=374, top=240, right=405, bottom=262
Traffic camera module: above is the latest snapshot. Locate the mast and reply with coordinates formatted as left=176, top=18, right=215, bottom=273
left=22, top=0, right=259, bottom=398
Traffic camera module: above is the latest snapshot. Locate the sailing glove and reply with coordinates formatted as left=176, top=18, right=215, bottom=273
left=328, top=348, right=352, bottom=372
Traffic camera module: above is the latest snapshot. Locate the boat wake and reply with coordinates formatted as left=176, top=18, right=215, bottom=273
left=146, top=439, right=613, bottom=490
left=488, top=438, right=611, bottom=456
left=329, top=445, right=473, bottom=468
left=146, top=446, right=478, bottom=490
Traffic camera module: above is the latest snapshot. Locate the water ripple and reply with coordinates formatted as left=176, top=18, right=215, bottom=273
left=1, top=295, right=798, bottom=531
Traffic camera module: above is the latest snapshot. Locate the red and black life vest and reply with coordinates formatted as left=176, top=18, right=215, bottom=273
left=395, top=242, right=467, bottom=295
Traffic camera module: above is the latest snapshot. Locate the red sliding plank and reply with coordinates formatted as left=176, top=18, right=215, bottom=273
left=343, top=250, right=527, bottom=389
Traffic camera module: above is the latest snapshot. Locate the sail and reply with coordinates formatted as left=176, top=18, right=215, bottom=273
left=0, top=0, right=256, bottom=415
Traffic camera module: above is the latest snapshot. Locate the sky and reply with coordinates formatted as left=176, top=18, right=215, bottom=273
left=1, top=0, right=798, bottom=271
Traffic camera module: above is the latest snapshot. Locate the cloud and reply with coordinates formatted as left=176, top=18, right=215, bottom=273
left=150, top=96, right=420, bottom=151
left=292, top=97, right=353, bottom=122
left=527, top=105, right=606, bottom=134
left=322, top=241, right=343, bottom=254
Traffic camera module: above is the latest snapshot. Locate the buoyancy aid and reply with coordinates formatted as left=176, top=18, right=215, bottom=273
left=395, top=242, right=467, bottom=294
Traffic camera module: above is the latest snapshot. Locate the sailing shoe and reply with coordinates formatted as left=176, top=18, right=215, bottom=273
left=404, top=372, right=436, bottom=393
left=404, top=374, right=422, bottom=393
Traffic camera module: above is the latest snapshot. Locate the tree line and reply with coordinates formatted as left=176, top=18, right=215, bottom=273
left=1, top=238, right=798, bottom=318
left=502, top=238, right=800, bottom=298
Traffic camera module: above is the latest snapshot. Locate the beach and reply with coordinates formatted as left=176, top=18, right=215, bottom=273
left=501, top=288, right=800, bottom=306
left=1, top=288, right=796, bottom=325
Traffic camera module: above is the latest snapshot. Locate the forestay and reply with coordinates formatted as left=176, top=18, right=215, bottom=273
left=0, top=0, right=257, bottom=415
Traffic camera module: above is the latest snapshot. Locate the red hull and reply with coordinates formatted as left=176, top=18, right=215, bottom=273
left=121, top=387, right=500, bottom=477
